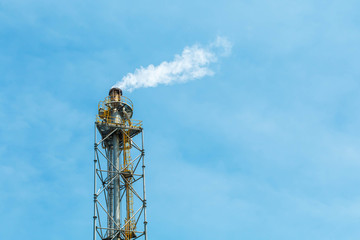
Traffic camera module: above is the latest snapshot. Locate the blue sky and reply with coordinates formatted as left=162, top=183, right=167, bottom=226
left=1, top=0, right=360, bottom=239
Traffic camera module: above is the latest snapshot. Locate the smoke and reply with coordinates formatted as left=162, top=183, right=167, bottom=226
left=113, top=36, right=232, bottom=92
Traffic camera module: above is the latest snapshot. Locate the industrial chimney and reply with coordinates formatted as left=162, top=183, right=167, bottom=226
left=93, top=88, right=147, bottom=240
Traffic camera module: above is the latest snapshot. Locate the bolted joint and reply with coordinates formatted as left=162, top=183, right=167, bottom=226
left=93, top=216, right=97, bottom=219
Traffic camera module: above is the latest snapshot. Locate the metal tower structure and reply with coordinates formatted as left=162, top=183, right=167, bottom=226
left=93, top=88, right=147, bottom=240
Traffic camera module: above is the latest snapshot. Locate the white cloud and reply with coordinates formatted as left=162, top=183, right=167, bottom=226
left=113, top=37, right=232, bottom=92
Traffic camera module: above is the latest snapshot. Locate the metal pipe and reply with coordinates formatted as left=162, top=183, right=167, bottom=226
left=93, top=125, right=97, bottom=240
left=108, top=149, right=114, bottom=237
left=112, top=109, right=122, bottom=240
left=141, top=130, right=147, bottom=240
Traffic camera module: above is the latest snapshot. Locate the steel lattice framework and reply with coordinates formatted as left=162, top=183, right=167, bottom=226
left=93, top=88, right=147, bottom=240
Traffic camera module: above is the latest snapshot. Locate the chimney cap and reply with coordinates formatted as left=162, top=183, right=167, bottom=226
left=109, top=87, right=123, bottom=96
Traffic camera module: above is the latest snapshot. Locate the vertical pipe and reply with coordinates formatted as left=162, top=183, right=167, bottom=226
left=107, top=149, right=113, bottom=237
left=113, top=109, right=122, bottom=239
left=125, top=171, right=130, bottom=240
left=123, top=129, right=131, bottom=240
left=113, top=133, right=121, bottom=236
left=141, top=130, right=147, bottom=240
left=93, top=124, right=97, bottom=240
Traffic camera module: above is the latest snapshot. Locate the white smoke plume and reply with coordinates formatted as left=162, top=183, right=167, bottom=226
left=113, top=36, right=232, bottom=92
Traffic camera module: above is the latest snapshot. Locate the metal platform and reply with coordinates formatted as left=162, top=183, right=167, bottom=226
left=95, top=121, right=142, bottom=147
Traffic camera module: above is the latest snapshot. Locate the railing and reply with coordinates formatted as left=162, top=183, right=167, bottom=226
left=96, top=115, right=142, bottom=128
left=98, top=96, right=134, bottom=111
left=96, top=96, right=141, bottom=128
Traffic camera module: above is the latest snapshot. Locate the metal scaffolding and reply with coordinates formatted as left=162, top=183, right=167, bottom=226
left=93, top=88, right=147, bottom=240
